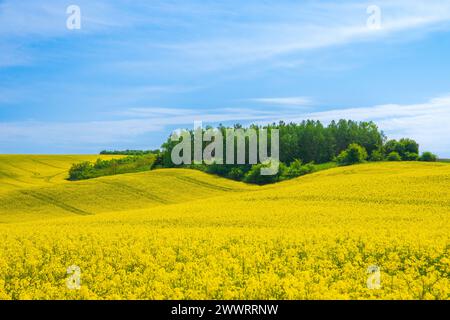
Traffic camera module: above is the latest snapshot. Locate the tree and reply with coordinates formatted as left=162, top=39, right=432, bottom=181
left=68, top=155, right=156, bottom=181
left=244, top=163, right=280, bottom=185
left=156, top=120, right=412, bottom=184
left=159, top=120, right=386, bottom=169
left=387, top=151, right=402, bottom=161
left=284, top=159, right=315, bottom=178
left=384, top=140, right=399, bottom=155
left=419, top=152, right=437, bottom=162
left=403, top=152, right=419, bottom=161
left=383, top=138, right=419, bottom=160
left=68, top=161, right=94, bottom=180
left=370, top=150, right=384, bottom=162
left=336, top=143, right=368, bottom=166
left=228, top=167, right=245, bottom=180
left=205, top=161, right=231, bottom=176
left=287, top=159, right=303, bottom=175
left=399, top=138, right=419, bottom=155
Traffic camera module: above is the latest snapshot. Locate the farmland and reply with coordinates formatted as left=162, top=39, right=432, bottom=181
left=0, top=156, right=449, bottom=299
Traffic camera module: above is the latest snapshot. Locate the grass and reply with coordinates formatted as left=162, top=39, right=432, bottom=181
left=312, top=161, right=337, bottom=172
left=0, top=155, right=449, bottom=299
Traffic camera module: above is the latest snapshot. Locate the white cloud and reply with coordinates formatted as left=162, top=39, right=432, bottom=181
left=153, top=0, right=450, bottom=71
left=1, top=1, right=450, bottom=155
left=296, top=95, right=450, bottom=157
left=2, top=95, right=450, bottom=156
left=0, top=107, right=281, bottom=147
left=110, top=107, right=199, bottom=117
left=2, top=0, right=450, bottom=71
left=249, top=97, right=312, bottom=107
left=0, top=0, right=132, bottom=37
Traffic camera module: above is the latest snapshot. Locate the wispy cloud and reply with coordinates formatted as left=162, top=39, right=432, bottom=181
left=1, top=1, right=450, bottom=155
left=148, top=0, right=450, bottom=71
left=249, top=97, right=312, bottom=107
left=110, top=107, right=200, bottom=117
left=2, top=0, right=450, bottom=72
left=295, top=95, right=450, bottom=156
left=0, top=106, right=281, bottom=148
left=0, top=0, right=133, bottom=37
left=2, top=95, right=450, bottom=155
left=5, top=0, right=444, bottom=71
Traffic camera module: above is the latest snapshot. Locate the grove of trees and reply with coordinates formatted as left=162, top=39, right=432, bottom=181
left=67, top=119, right=438, bottom=184
left=156, top=119, right=438, bottom=184
left=68, top=154, right=156, bottom=181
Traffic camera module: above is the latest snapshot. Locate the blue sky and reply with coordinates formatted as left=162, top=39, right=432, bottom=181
left=1, top=0, right=450, bottom=156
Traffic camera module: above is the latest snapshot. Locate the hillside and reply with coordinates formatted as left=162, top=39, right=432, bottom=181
left=0, top=155, right=123, bottom=191
left=0, top=156, right=449, bottom=299
left=0, top=155, right=254, bottom=223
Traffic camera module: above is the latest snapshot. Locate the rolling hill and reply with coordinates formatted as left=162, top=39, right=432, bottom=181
left=0, top=155, right=448, bottom=299
left=0, top=155, right=123, bottom=191
left=0, top=155, right=254, bottom=223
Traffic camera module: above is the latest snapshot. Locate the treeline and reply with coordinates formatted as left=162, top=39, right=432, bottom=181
left=158, top=120, right=385, bottom=167
left=68, top=119, right=438, bottom=184
left=100, top=149, right=160, bottom=155
left=68, top=154, right=156, bottom=181
left=157, top=120, right=437, bottom=184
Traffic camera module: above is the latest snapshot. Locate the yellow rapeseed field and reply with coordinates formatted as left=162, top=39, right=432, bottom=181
left=0, top=155, right=123, bottom=191
left=0, top=156, right=449, bottom=300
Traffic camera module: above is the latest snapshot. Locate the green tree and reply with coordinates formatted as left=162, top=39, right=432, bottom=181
left=384, top=140, right=399, bottom=155
left=399, top=138, right=419, bottom=155
left=419, top=152, right=437, bottom=162
left=403, top=152, right=419, bottom=161
left=244, top=163, right=281, bottom=185
left=284, top=159, right=315, bottom=178
left=370, top=150, right=384, bottom=161
left=387, top=151, right=402, bottom=161
left=383, top=138, right=419, bottom=160
left=68, top=162, right=94, bottom=180
left=228, top=167, right=245, bottom=180
left=336, top=143, right=368, bottom=166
